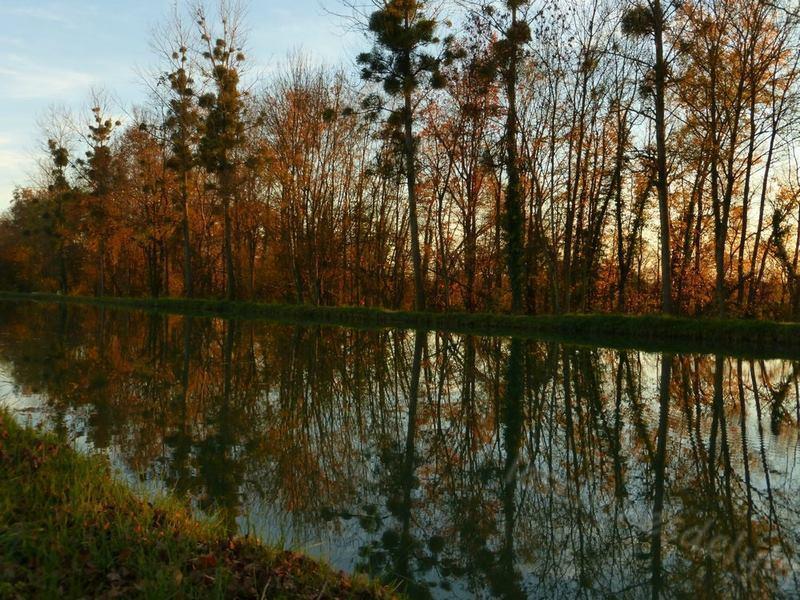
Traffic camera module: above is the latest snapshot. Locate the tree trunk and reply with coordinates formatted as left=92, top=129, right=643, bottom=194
left=98, top=235, right=106, bottom=297
left=181, top=173, right=193, bottom=297
left=503, top=5, right=525, bottom=314
left=222, top=174, right=235, bottom=301
left=653, top=0, right=673, bottom=314
left=403, top=78, right=426, bottom=311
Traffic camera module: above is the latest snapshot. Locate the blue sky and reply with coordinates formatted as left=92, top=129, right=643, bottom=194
left=0, top=0, right=361, bottom=213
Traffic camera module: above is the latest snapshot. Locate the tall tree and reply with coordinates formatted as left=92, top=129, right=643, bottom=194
left=78, top=100, right=119, bottom=297
left=159, top=15, right=201, bottom=298
left=46, top=137, right=72, bottom=294
left=197, top=2, right=247, bottom=301
left=623, top=0, right=674, bottom=314
left=493, top=0, right=531, bottom=314
left=356, top=0, right=446, bottom=311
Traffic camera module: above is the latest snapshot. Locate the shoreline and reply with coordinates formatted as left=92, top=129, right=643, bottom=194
left=0, top=409, right=396, bottom=599
left=2, top=291, right=800, bottom=359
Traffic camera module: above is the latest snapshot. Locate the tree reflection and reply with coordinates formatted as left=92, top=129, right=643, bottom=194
left=650, top=353, right=670, bottom=599
left=1, top=303, right=799, bottom=597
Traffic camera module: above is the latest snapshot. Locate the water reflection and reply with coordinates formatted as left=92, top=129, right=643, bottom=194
left=1, top=303, right=799, bottom=598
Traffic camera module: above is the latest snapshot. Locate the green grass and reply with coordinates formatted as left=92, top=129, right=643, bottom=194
left=0, top=410, right=397, bottom=599
left=2, top=291, right=800, bottom=359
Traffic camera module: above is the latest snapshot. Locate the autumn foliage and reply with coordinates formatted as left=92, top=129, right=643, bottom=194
left=2, top=0, right=800, bottom=319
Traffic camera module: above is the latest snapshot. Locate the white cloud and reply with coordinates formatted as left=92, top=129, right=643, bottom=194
left=3, top=4, right=74, bottom=27
left=0, top=148, right=30, bottom=171
left=0, top=134, right=31, bottom=171
left=0, top=183, right=18, bottom=213
left=0, top=54, right=95, bottom=100
left=0, top=35, right=24, bottom=48
left=0, top=134, right=35, bottom=212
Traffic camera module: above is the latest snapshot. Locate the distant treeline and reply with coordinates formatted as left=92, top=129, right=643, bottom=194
left=2, top=0, right=800, bottom=319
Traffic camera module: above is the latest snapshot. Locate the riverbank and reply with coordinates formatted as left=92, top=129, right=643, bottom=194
left=2, top=291, right=800, bottom=358
left=0, top=410, right=396, bottom=599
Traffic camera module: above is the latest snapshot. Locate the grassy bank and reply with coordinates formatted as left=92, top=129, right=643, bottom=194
left=2, top=291, right=800, bottom=358
left=0, top=410, right=396, bottom=599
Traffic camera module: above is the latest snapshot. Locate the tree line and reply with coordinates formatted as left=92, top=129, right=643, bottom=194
left=2, top=0, right=800, bottom=318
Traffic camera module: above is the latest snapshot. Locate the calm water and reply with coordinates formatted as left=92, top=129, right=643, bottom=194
left=1, top=302, right=799, bottom=599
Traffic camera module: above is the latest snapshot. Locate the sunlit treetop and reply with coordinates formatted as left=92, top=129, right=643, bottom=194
left=357, top=0, right=448, bottom=99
